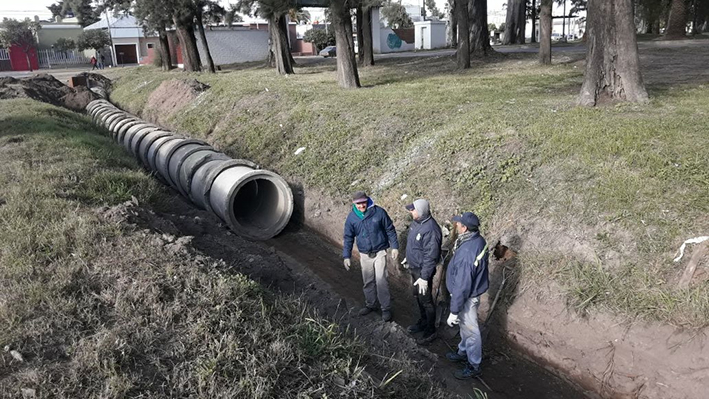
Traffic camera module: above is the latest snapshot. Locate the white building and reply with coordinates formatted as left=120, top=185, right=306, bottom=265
left=84, top=14, right=159, bottom=65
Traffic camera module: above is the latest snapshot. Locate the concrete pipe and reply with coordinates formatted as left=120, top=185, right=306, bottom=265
left=115, top=120, right=144, bottom=143
left=137, top=130, right=177, bottom=168
left=102, top=111, right=127, bottom=130
left=208, top=161, right=294, bottom=240
left=86, top=100, right=110, bottom=115
left=154, top=139, right=207, bottom=188
left=96, top=109, right=122, bottom=129
left=122, top=123, right=158, bottom=149
left=127, top=126, right=161, bottom=155
left=108, top=113, right=135, bottom=133
left=190, top=159, right=256, bottom=212
left=146, top=135, right=182, bottom=173
left=167, top=144, right=217, bottom=195
left=92, top=107, right=117, bottom=125
left=178, top=149, right=231, bottom=199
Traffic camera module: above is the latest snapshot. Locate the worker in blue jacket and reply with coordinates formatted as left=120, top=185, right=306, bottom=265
left=445, top=212, right=489, bottom=379
left=403, top=199, right=442, bottom=345
left=343, top=191, right=399, bottom=322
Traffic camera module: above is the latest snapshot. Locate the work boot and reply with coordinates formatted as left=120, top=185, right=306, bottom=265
left=416, top=331, right=437, bottom=345
left=454, top=363, right=482, bottom=380
left=445, top=352, right=467, bottom=363
left=358, top=306, right=376, bottom=316
left=406, top=322, right=425, bottom=334
left=381, top=310, right=392, bottom=322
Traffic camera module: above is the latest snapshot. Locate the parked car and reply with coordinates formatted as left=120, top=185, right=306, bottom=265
left=319, top=46, right=336, bottom=58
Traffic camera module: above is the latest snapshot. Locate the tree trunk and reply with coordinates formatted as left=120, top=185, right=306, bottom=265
left=578, top=0, right=648, bottom=106
left=24, top=52, right=33, bottom=72
left=531, top=0, right=537, bottom=43
left=331, top=0, right=361, bottom=88
left=448, top=0, right=458, bottom=48
left=503, top=0, right=525, bottom=44
left=665, top=0, right=687, bottom=39
left=456, top=0, right=470, bottom=68
left=270, top=14, right=294, bottom=75
left=174, top=16, right=202, bottom=72
left=281, top=16, right=297, bottom=67
left=469, top=0, right=492, bottom=56
left=361, top=6, right=374, bottom=66
left=539, top=0, right=552, bottom=64
left=356, top=6, right=364, bottom=65
left=158, top=28, right=174, bottom=71
left=196, top=11, right=216, bottom=73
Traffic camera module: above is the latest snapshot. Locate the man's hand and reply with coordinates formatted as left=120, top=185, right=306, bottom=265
left=343, top=258, right=351, bottom=271
left=413, top=278, right=427, bottom=295
left=391, top=249, right=399, bottom=261
left=446, top=313, right=460, bottom=327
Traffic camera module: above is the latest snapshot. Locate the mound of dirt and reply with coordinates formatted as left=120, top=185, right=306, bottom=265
left=0, top=74, right=98, bottom=112
left=143, top=79, right=210, bottom=126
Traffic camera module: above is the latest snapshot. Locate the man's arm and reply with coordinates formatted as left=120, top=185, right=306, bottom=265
left=343, top=217, right=355, bottom=258
left=383, top=210, right=399, bottom=249
left=449, top=258, right=473, bottom=315
left=420, top=229, right=442, bottom=280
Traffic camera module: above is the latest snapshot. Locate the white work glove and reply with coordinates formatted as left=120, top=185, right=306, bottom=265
left=413, top=278, right=427, bottom=295
left=446, top=313, right=460, bottom=327
left=343, top=258, right=351, bottom=271
left=391, top=249, right=399, bottom=261
left=401, top=257, right=409, bottom=269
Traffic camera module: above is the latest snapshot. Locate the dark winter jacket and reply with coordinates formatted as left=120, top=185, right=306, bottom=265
left=446, top=232, right=489, bottom=315
left=405, top=216, right=442, bottom=281
left=343, top=199, right=399, bottom=259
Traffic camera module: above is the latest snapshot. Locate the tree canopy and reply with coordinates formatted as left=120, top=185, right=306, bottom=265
left=77, top=29, right=111, bottom=51
left=0, top=18, right=41, bottom=51
left=381, top=0, right=414, bottom=28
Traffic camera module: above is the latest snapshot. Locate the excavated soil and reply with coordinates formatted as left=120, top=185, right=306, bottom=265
left=142, top=79, right=210, bottom=126
left=0, top=74, right=98, bottom=112
left=102, top=193, right=590, bottom=399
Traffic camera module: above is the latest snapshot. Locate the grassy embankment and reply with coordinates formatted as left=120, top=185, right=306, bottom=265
left=0, top=99, right=451, bottom=398
left=108, top=52, right=709, bottom=328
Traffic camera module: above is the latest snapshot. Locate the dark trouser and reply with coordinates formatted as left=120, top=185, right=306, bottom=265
left=410, top=269, right=435, bottom=334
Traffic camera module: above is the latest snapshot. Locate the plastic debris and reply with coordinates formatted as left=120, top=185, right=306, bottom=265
left=294, top=147, right=306, bottom=155
left=673, top=236, right=709, bottom=263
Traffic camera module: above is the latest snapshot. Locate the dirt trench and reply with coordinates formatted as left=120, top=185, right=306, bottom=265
left=111, top=187, right=590, bottom=398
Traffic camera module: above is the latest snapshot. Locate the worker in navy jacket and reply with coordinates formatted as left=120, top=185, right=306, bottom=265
left=403, top=198, right=442, bottom=345
left=343, top=191, right=399, bottom=322
left=445, top=212, right=489, bottom=380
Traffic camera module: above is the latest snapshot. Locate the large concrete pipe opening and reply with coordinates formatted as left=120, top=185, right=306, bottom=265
left=210, top=167, right=293, bottom=240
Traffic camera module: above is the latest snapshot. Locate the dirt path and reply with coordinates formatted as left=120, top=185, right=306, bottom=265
left=135, top=192, right=591, bottom=399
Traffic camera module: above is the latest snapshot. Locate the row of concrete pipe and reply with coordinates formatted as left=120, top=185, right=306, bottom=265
left=86, top=99, right=294, bottom=240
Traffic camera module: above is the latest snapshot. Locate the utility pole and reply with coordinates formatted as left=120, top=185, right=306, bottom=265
left=561, top=0, right=567, bottom=42
left=103, top=2, right=117, bottom=66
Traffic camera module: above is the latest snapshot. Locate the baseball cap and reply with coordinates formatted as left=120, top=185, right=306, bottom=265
left=405, top=203, right=415, bottom=211
left=352, top=191, right=368, bottom=203
left=451, top=212, right=480, bottom=230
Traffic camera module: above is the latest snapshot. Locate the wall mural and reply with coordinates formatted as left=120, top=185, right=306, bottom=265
left=386, top=33, right=403, bottom=49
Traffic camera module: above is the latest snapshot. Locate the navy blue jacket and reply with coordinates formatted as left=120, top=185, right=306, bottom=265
left=343, top=203, right=399, bottom=259
left=446, top=232, right=489, bottom=315
left=405, top=216, right=442, bottom=281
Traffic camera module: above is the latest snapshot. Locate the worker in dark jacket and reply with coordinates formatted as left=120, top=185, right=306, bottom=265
left=403, top=199, right=442, bottom=345
left=343, top=191, right=399, bottom=322
left=445, top=212, right=489, bottom=379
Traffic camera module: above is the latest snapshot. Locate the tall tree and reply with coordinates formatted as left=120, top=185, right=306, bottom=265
left=356, top=0, right=376, bottom=67
left=134, top=0, right=175, bottom=71
left=381, top=0, right=414, bottom=28
left=237, top=0, right=294, bottom=75
left=578, top=0, right=648, bottom=106
left=330, top=0, right=360, bottom=88
left=530, top=0, right=537, bottom=42
left=664, top=0, right=688, bottom=38
left=425, top=0, right=443, bottom=18
left=447, top=0, right=457, bottom=47
left=539, top=0, right=551, bottom=64
left=456, top=0, right=470, bottom=68
left=77, top=29, right=111, bottom=51
left=0, top=18, right=41, bottom=72
left=53, top=0, right=101, bottom=27
left=469, top=0, right=493, bottom=56
left=194, top=0, right=219, bottom=73
left=503, top=0, right=526, bottom=44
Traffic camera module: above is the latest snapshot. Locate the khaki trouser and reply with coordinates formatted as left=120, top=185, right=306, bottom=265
left=360, top=249, right=391, bottom=311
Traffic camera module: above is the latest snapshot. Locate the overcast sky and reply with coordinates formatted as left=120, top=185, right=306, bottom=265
left=0, top=0, right=511, bottom=22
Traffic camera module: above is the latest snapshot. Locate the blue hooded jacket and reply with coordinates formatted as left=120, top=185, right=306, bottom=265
left=445, top=232, right=489, bottom=315
left=343, top=198, right=399, bottom=259
left=405, top=215, right=442, bottom=281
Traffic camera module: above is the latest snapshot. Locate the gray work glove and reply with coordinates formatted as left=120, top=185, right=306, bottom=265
left=447, top=313, right=460, bottom=327
left=343, top=258, right=351, bottom=271
left=401, top=257, right=409, bottom=269
left=390, top=249, right=399, bottom=261
left=414, top=278, right=427, bottom=295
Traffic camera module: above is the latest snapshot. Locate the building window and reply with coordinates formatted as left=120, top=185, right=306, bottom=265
left=147, top=43, right=154, bottom=49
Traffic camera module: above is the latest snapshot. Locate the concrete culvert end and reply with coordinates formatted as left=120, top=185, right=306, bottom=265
left=209, top=166, right=294, bottom=240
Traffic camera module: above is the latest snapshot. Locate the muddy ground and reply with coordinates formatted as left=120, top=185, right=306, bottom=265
left=111, top=187, right=591, bottom=398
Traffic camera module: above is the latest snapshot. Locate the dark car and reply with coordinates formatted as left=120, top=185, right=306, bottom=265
left=319, top=46, right=336, bottom=58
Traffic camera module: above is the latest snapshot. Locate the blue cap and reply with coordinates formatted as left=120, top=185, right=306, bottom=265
left=452, top=212, right=480, bottom=230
